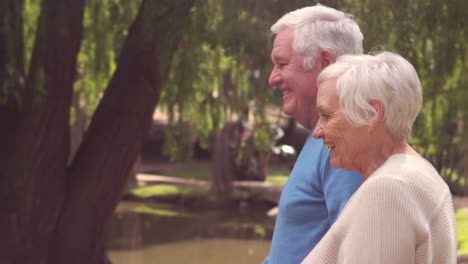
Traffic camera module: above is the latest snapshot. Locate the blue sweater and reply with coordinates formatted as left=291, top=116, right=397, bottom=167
left=262, top=133, right=363, bottom=264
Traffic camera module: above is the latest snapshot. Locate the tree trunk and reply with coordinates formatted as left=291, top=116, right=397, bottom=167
left=1, top=0, right=85, bottom=263
left=0, top=0, right=25, bottom=262
left=211, top=124, right=235, bottom=194
left=0, top=0, right=195, bottom=263
left=50, top=1, right=195, bottom=263
left=0, top=0, right=25, bottom=204
left=255, top=151, right=271, bottom=182
left=0, top=0, right=24, bottom=140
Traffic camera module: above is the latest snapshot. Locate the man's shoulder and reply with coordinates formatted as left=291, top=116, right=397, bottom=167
left=288, top=134, right=332, bottom=184
left=293, top=134, right=329, bottom=170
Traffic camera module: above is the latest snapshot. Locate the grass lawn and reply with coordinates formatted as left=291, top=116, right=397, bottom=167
left=130, top=184, right=197, bottom=198
left=457, top=209, right=468, bottom=256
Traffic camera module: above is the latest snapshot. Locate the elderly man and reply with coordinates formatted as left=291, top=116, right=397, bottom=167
left=262, top=5, right=364, bottom=264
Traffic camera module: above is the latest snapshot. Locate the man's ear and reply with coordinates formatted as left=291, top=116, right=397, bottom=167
left=320, top=49, right=336, bottom=69
left=368, top=99, right=385, bottom=132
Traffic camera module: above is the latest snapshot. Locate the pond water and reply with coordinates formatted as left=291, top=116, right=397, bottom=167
left=107, top=202, right=273, bottom=264
left=109, top=239, right=270, bottom=264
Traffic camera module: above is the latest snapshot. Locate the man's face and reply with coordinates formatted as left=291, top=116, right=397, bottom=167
left=269, top=27, right=321, bottom=130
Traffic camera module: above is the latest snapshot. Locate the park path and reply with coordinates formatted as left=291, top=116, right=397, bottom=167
left=137, top=173, right=283, bottom=204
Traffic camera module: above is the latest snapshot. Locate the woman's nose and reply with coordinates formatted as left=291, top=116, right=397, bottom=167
left=313, top=123, right=323, bottom=139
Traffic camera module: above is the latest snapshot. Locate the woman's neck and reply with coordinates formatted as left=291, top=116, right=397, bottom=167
left=359, top=135, right=419, bottom=181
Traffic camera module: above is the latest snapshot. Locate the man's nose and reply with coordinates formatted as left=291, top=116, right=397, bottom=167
left=268, top=67, right=280, bottom=88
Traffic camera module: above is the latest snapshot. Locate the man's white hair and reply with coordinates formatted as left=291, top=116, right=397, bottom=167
left=317, top=52, right=423, bottom=139
left=271, top=4, right=363, bottom=69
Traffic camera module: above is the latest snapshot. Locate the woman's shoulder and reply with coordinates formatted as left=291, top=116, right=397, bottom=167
left=354, top=154, right=452, bottom=217
left=368, top=154, right=448, bottom=192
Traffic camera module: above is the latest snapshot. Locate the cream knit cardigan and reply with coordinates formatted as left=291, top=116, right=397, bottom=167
left=302, top=154, right=457, bottom=264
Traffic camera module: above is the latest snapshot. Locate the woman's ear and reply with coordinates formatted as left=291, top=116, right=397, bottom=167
left=368, top=99, right=385, bottom=132
left=320, top=49, right=336, bottom=69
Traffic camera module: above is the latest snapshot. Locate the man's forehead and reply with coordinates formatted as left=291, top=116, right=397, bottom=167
left=272, top=28, right=294, bottom=47
left=271, top=37, right=294, bottom=59
left=271, top=47, right=286, bottom=59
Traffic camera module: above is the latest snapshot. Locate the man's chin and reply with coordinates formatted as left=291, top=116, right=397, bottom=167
left=291, top=115, right=313, bottom=130
left=281, top=107, right=295, bottom=118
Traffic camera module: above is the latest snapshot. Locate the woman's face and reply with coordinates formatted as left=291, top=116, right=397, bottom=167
left=312, top=79, right=370, bottom=173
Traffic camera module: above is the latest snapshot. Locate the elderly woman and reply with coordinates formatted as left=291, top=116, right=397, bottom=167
left=302, top=52, right=457, bottom=264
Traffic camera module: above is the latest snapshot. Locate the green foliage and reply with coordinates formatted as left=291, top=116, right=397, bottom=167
left=73, top=0, right=142, bottom=119
left=159, top=0, right=274, bottom=161
left=163, top=123, right=194, bottom=161
left=253, top=124, right=275, bottom=152
left=159, top=0, right=467, bottom=189
left=23, top=0, right=40, bottom=73
left=18, top=0, right=467, bottom=190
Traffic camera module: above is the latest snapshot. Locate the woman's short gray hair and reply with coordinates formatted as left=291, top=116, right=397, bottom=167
left=271, top=4, right=363, bottom=70
left=317, top=52, right=423, bottom=139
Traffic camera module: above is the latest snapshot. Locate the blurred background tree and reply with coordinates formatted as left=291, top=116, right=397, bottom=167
left=157, top=0, right=468, bottom=195
left=13, top=0, right=468, bottom=203
left=21, top=0, right=468, bottom=196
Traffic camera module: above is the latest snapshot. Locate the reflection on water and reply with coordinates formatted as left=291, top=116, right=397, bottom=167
left=107, top=202, right=272, bottom=264
left=109, top=239, right=270, bottom=264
